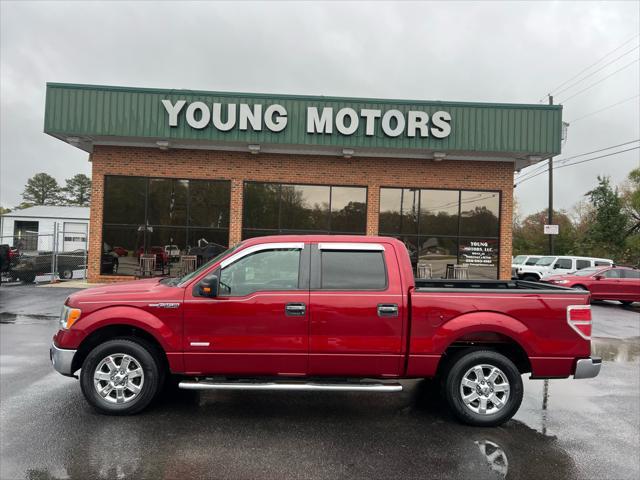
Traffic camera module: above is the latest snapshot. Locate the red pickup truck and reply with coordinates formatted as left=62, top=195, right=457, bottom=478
left=51, top=236, right=600, bottom=426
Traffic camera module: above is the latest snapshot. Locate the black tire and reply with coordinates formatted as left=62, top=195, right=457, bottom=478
left=522, top=274, right=539, bottom=282
left=80, top=338, right=163, bottom=415
left=59, top=268, right=74, bottom=280
left=573, top=285, right=588, bottom=291
left=443, top=349, right=523, bottom=427
left=620, top=300, right=634, bottom=306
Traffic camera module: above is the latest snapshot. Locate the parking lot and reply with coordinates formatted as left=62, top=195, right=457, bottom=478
left=1, top=285, right=638, bottom=480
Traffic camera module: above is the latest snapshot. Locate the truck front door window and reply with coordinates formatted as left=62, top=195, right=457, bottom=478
left=220, top=249, right=301, bottom=296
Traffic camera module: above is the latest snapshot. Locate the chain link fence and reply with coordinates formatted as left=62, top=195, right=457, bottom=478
left=0, top=222, right=88, bottom=285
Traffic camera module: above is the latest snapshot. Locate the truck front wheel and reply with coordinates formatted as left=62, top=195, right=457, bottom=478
left=80, top=338, right=163, bottom=415
left=443, top=350, right=523, bottom=427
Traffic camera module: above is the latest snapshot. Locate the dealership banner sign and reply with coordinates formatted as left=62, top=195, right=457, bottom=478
left=161, top=100, right=452, bottom=139
left=44, top=83, right=564, bottom=156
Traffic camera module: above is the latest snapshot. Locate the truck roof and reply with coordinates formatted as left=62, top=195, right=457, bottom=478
left=240, top=234, right=406, bottom=247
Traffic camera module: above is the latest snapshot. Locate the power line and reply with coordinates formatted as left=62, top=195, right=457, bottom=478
left=553, top=45, right=639, bottom=97
left=557, top=58, right=639, bottom=103
left=514, top=146, right=640, bottom=187
left=567, top=94, right=640, bottom=123
left=540, top=33, right=640, bottom=101
left=515, top=139, right=640, bottom=179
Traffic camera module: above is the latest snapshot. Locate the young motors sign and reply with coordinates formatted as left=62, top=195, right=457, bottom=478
left=44, top=83, right=563, bottom=160
left=161, top=100, right=452, bottom=139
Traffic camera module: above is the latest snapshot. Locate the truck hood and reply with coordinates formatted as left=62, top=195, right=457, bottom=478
left=67, top=277, right=178, bottom=306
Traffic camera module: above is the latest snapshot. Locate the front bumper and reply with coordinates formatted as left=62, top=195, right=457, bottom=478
left=50, top=343, right=77, bottom=376
left=574, top=356, right=602, bottom=379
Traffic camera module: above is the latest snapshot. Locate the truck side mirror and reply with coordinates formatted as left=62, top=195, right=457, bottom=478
left=197, top=274, right=219, bottom=297
left=594, top=275, right=603, bottom=281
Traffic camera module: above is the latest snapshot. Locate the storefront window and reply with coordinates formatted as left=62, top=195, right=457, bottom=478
left=280, top=184, right=330, bottom=231
left=102, top=176, right=230, bottom=275
left=419, top=190, right=459, bottom=236
left=103, top=176, right=146, bottom=225
left=243, top=182, right=367, bottom=238
left=459, top=191, right=500, bottom=237
left=330, top=186, right=367, bottom=233
left=379, top=187, right=500, bottom=279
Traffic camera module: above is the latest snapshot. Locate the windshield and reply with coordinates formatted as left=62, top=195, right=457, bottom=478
left=574, top=268, right=602, bottom=277
left=513, top=255, right=527, bottom=264
left=535, top=256, right=556, bottom=266
left=169, top=243, right=242, bottom=287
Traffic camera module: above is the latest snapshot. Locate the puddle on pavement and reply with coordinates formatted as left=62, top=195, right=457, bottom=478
left=592, top=336, right=640, bottom=362
left=0, top=312, right=58, bottom=324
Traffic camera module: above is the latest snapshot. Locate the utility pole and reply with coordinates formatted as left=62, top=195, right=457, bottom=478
left=548, top=95, right=554, bottom=256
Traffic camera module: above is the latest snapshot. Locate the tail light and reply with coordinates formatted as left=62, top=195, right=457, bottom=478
left=567, top=305, right=592, bottom=339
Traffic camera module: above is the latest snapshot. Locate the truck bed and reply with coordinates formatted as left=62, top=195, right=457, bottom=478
left=414, top=278, right=585, bottom=293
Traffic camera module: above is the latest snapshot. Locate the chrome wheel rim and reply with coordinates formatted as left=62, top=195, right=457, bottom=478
left=93, top=353, right=144, bottom=404
left=460, top=364, right=510, bottom=415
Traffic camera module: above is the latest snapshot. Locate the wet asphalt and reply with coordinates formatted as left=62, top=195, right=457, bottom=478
left=0, top=285, right=638, bottom=480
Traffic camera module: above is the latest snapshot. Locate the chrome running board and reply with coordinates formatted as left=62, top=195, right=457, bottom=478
left=178, top=380, right=403, bottom=393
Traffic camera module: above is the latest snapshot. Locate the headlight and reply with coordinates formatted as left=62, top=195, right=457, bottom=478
left=554, top=280, right=569, bottom=284
left=59, top=305, right=82, bottom=329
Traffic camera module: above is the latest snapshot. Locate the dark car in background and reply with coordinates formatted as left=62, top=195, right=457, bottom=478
left=188, top=241, right=227, bottom=266
left=12, top=250, right=87, bottom=283
left=542, top=266, right=640, bottom=305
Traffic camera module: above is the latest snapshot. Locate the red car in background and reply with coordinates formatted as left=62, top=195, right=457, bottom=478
left=112, top=246, right=128, bottom=257
left=136, top=246, right=169, bottom=265
left=543, top=266, right=640, bottom=305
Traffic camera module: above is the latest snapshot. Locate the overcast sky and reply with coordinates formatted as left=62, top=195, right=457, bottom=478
left=1, top=1, right=638, bottom=215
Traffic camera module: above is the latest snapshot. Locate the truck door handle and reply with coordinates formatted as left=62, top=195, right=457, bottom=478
left=285, top=303, right=306, bottom=316
left=377, top=304, right=398, bottom=317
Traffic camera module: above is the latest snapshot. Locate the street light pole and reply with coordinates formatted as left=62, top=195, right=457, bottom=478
left=548, top=95, right=554, bottom=256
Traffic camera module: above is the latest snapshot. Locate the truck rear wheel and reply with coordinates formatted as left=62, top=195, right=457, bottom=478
left=80, top=338, right=163, bottom=415
left=443, top=350, right=523, bottom=427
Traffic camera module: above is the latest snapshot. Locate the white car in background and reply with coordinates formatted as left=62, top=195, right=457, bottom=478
left=511, top=255, right=543, bottom=278
left=515, top=255, right=613, bottom=281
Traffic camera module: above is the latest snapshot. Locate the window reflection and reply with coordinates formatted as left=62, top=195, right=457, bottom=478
left=460, top=191, right=499, bottom=237
left=280, top=185, right=330, bottom=230
left=101, top=176, right=230, bottom=275
left=379, top=187, right=501, bottom=279
left=103, top=177, right=146, bottom=225
left=419, top=190, right=459, bottom=236
left=330, top=186, right=367, bottom=233
left=242, top=182, right=367, bottom=237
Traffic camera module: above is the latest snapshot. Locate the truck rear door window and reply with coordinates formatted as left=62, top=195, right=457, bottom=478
left=320, top=251, right=387, bottom=290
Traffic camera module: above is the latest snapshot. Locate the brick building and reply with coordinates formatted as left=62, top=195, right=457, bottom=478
left=43, top=83, right=563, bottom=282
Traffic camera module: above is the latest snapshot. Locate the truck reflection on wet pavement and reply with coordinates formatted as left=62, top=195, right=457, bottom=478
left=1, top=287, right=638, bottom=480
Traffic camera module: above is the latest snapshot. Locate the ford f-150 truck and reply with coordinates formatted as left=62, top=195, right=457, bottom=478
left=50, top=236, right=600, bottom=426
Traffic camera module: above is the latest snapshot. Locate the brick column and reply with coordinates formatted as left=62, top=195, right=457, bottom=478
left=228, top=179, right=244, bottom=245
left=499, top=185, right=514, bottom=280
left=366, top=185, right=380, bottom=236
left=87, top=168, right=104, bottom=282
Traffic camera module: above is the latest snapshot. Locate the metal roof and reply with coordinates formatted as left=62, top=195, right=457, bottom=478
left=2, top=206, right=89, bottom=220
left=44, top=83, right=563, bottom=166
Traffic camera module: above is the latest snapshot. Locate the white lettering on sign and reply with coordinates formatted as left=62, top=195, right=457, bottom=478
left=431, top=111, right=452, bottom=138
left=307, top=107, right=333, bottom=134
left=212, top=103, right=236, bottom=131
left=239, top=104, right=262, bottom=131
left=335, top=108, right=359, bottom=135
left=381, top=110, right=406, bottom=137
left=161, top=100, right=186, bottom=127
left=264, top=104, right=287, bottom=132
left=360, top=109, right=381, bottom=136
left=407, top=111, right=429, bottom=138
left=162, top=100, right=452, bottom=139
left=186, top=101, right=210, bottom=129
